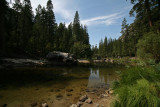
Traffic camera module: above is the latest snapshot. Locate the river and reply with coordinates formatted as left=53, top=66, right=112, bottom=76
left=0, top=66, right=124, bottom=107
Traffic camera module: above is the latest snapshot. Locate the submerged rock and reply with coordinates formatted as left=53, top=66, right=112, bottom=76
left=31, top=102, right=37, bottom=107
left=85, top=89, right=90, bottom=92
left=56, top=94, right=63, bottom=100
left=2, top=104, right=7, bottom=107
left=66, top=89, right=73, bottom=92
left=67, top=93, right=72, bottom=96
left=50, top=89, right=54, bottom=92
left=55, top=89, right=61, bottom=92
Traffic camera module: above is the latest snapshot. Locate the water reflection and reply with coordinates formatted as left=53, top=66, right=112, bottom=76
left=87, top=69, right=105, bottom=88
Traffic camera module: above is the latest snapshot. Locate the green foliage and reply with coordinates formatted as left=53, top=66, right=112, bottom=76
left=137, top=32, right=160, bottom=62
left=113, top=79, right=160, bottom=107
left=1, top=1, right=91, bottom=58
left=71, top=42, right=91, bottom=59
left=112, top=66, right=160, bottom=107
left=0, top=0, right=8, bottom=56
left=92, top=0, right=160, bottom=61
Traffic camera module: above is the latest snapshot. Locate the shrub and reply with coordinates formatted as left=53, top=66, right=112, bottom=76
left=112, top=66, right=160, bottom=107
left=137, top=32, right=160, bottom=63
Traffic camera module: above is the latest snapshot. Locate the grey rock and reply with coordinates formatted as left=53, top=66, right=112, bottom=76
left=96, top=104, right=99, bottom=107
left=79, top=95, right=88, bottom=102
left=85, top=98, right=92, bottom=104
left=77, top=102, right=83, bottom=107
left=46, top=51, right=77, bottom=65
left=70, top=104, right=77, bottom=107
left=42, top=103, right=48, bottom=107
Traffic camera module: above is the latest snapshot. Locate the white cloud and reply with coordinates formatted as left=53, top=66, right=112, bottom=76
left=53, top=0, right=75, bottom=20
left=8, top=0, right=126, bottom=27
left=30, top=0, right=76, bottom=21
left=81, top=12, right=124, bottom=26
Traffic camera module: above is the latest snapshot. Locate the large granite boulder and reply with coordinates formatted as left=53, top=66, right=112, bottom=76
left=46, top=51, right=77, bottom=65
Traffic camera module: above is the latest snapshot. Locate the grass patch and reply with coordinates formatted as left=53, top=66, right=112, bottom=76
left=112, top=65, right=160, bottom=107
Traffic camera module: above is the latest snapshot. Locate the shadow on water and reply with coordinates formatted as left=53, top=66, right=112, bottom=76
left=0, top=64, right=124, bottom=90
left=0, top=65, right=125, bottom=107
left=0, top=67, right=90, bottom=89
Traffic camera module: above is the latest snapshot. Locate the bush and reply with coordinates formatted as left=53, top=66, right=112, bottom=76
left=112, top=66, right=160, bottom=107
left=137, top=32, right=160, bottom=63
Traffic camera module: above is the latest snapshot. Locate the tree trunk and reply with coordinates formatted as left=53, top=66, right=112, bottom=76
left=145, top=0, right=152, bottom=27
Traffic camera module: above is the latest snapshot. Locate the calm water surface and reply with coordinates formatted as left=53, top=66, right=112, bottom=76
left=0, top=66, right=124, bottom=107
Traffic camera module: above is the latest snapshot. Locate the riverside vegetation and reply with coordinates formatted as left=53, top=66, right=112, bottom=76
left=0, top=0, right=160, bottom=107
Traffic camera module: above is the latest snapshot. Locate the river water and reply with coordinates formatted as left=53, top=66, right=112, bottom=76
left=0, top=66, right=123, bottom=107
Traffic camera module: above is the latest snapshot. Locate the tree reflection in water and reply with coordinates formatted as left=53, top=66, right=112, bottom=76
left=87, top=68, right=106, bottom=88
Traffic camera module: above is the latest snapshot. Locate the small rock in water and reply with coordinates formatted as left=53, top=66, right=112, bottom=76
left=105, top=90, right=109, bottom=94
left=109, top=90, right=113, bottom=94
left=0, top=95, right=3, bottom=98
left=92, top=89, right=97, bottom=92
left=31, top=102, right=37, bottom=107
left=35, top=88, right=39, bottom=91
left=55, top=89, right=60, bottom=92
left=66, top=89, right=73, bottom=92
left=59, top=86, right=65, bottom=89
left=50, top=89, right=54, bottom=92
left=79, top=95, right=88, bottom=102
left=70, top=104, right=77, bottom=107
left=47, top=98, right=51, bottom=100
left=85, top=89, right=90, bottom=92
left=67, top=93, right=72, bottom=96
left=42, top=103, right=48, bottom=107
left=96, top=104, right=99, bottom=107
left=56, top=94, right=63, bottom=100
left=77, top=102, right=83, bottom=107
left=85, top=98, right=92, bottom=104
left=100, top=94, right=108, bottom=98
left=2, top=104, right=7, bottom=107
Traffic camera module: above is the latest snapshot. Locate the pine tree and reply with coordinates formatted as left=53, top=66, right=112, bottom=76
left=0, top=0, right=8, bottom=56
left=103, top=37, right=108, bottom=57
left=121, top=18, right=129, bottom=56
left=46, top=0, right=56, bottom=46
left=19, top=0, right=33, bottom=51
left=73, top=11, right=81, bottom=42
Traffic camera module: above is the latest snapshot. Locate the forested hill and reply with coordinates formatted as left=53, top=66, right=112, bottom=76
left=92, top=0, right=160, bottom=62
left=0, top=0, right=91, bottom=59
left=1, top=0, right=160, bottom=61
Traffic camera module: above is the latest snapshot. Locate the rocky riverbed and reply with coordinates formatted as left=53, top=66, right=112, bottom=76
left=70, top=88, right=114, bottom=107
left=0, top=61, right=121, bottom=107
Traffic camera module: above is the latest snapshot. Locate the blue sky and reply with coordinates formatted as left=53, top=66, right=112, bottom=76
left=8, top=0, right=135, bottom=46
